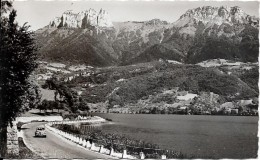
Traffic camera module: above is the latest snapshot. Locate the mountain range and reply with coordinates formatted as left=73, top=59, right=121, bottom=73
left=35, top=6, right=259, bottom=66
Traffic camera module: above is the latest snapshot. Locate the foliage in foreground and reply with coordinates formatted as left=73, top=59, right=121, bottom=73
left=0, top=0, right=38, bottom=155
left=0, top=1, right=38, bottom=126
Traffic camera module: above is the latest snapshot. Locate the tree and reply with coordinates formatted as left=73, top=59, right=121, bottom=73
left=78, top=98, right=90, bottom=111
left=239, top=25, right=259, bottom=62
left=238, top=106, right=244, bottom=114
left=1, top=1, right=12, bottom=15
left=44, top=78, right=78, bottom=112
left=37, top=104, right=44, bottom=113
left=40, top=100, right=49, bottom=113
left=20, top=77, right=41, bottom=112
left=47, top=101, right=54, bottom=113
left=56, top=102, right=64, bottom=113
left=151, top=107, right=160, bottom=114
left=0, top=1, right=37, bottom=154
left=53, top=101, right=59, bottom=112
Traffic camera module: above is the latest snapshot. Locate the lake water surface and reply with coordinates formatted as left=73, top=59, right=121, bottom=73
left=93, top=113, right=258, bottom=158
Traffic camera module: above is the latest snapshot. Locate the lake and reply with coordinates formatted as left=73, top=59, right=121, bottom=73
left=93, top=113, right=258, bottom=158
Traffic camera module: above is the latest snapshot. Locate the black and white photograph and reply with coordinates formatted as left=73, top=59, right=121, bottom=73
left=0, top=0, right=259, bottom=159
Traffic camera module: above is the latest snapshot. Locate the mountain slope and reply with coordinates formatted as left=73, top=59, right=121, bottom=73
left=175, top=6, right=259, bottom=63
left=63, top=62, right=258, bottom=104
left=36, top=27, right=118, bottom=66
left=125, top=43, right=185, bottom=65
left=35, top=6, right=259, bottom=66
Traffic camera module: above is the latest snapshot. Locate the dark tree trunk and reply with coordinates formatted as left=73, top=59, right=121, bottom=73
left=0, top=126, right=7, bottom=157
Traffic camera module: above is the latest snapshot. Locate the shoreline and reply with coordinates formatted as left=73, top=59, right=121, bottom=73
left=92, top=112, right=259, bottom=117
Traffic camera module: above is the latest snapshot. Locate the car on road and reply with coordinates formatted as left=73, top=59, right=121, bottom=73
left=35, top=125, right=47, bottom=138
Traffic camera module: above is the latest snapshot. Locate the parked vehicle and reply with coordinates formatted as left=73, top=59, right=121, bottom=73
left=35, top=125, right=47, bottom=137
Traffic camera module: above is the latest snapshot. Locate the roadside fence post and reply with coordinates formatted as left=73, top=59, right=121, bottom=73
left=99, top=145, right=104, bottom=153
left=90, top=142, right=95, bottom=150
left=140, top=152, right=145, bottom=159
left=69, top=134, right=73, bottom=140
left=65, top=132, right=68, bottom=139
left=109, top=147, right=114, bottom=156
left=86, top=141, right=91, bottom=148
left=122, top=149, right=127, bottom=158
left=82, top=140, right=87, bottom=147
left=68, top=134, right=71, bottom=140
left=73, top=136, right=77, bottom=142
left=76, top=137, right=80, bottom=144
left=161, top=155, right=166, bottom=159
left=79, top=138, right=83, bottom=145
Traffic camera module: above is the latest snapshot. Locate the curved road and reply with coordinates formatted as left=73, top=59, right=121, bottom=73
left=22, top=122, right=116, bottom=159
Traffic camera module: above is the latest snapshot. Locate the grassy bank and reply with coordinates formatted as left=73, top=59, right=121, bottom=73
left=17, top=137, right=41, bottom=158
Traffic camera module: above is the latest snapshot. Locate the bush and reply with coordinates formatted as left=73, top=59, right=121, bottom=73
left=18, top=137, right=40, bottom=158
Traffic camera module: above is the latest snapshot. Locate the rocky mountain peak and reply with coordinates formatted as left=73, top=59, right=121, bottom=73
left=97, top=8, right=113, bottom=27
left=49, top=8, right=113, bottom=29
left=175, top=6, right=258, bottom=28
left=38, top=5, right=259, bottom=67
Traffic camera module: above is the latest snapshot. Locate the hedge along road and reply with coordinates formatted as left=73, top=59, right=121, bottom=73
left=22, top=122, right=116, bottom=159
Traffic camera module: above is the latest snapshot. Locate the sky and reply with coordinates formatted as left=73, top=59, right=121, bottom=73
left=13, top=0, right=259, bottom=31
